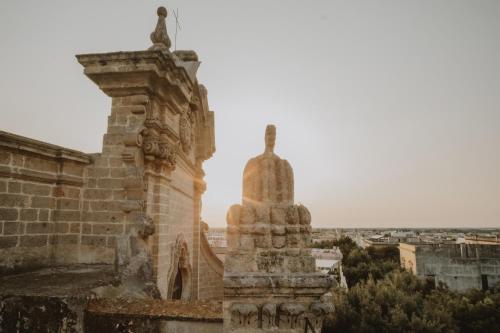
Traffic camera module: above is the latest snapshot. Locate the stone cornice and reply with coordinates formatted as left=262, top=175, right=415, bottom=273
left=76, top=50, right=195, bottom=110
left=0, top=131, right=90, bottom=164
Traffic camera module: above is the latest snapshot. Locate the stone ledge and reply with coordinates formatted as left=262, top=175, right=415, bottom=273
left=0, top=131, right=91, bottom=164
left=223, top=273, right=334, bottom=297
left=87, top=298, right=223, bottom=322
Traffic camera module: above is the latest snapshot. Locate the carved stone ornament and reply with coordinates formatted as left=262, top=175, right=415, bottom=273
left=230, top=303, right=258, bottom=328
left=262, top=303, right=277, bottom=329
left=179, top=111, right=194, bottom=153
left=141, top=129, right=178, bottom=169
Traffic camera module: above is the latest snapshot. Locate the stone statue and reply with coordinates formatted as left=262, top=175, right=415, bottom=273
left=242, top=125, right=294, bottom=205
left=223, top=125, right=334, bottom=332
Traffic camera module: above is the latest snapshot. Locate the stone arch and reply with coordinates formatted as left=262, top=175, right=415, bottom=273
left=167, top=234, right=192, bottom=300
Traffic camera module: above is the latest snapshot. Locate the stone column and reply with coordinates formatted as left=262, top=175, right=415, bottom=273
left=223, top=125, right=334, bottom=333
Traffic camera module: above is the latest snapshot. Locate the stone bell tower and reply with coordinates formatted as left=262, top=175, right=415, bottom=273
left=223, top=125, right=334, bottom=333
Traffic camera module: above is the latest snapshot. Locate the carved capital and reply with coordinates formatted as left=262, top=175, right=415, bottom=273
left=141, top=128, right=178, bottom=170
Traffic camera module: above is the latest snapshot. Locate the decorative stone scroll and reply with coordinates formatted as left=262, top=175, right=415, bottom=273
left=140, top=128, right=178, bottom=169
left=223, top=125, right=334, bottom=332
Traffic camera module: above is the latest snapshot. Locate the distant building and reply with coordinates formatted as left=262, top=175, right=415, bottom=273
left=206, top=228, right=227, bottom=248
left=311, top=247, right=347, bottom=288
left=465, top=234, right=500, bottom=245
left=400, top=243, right=500, bottom=292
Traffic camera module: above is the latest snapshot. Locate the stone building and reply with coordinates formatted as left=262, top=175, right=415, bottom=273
left=0, top=6, right=223, bottom=302
left=224, top=125, right=334, bottom=333
left=400, top=242, right=500, bottom=292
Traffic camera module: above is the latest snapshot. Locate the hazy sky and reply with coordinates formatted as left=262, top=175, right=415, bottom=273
left=1, top=0, right=499, bottom=228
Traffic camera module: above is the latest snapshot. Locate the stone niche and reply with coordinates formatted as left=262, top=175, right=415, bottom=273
left=223, top=125, right=334, bottom=333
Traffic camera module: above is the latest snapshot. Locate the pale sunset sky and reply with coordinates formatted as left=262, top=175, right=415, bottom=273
left=0, top=0, right=499, bottom=228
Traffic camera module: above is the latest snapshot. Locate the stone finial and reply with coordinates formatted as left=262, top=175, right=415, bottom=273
left=265, top=124, right=276, bottom=154
left=242, top=125, right=294, bottom=205
left=149, top=6, right=172, bottom=51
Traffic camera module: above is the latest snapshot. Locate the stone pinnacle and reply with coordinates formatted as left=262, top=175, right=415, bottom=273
left=149, top=6, right=172, bottom=51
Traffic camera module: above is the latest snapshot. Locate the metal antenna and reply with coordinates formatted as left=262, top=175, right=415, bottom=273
left=173, top=8, right=181, bottom=51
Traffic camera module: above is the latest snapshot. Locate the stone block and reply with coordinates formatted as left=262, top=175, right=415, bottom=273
left=87, top=167, right=110, bottom=178
left=83, top=189, right=112, bottom=200
left=39, top=209, right=49, bottom=221
left=31, top=196, right=55, bottom=209
left=22, top=183, right=51, bottom=196
left=52, top=210, right=81, bottom=222
left=106, top=236, right=117, bottom=248
left=3, top=222, right=21, bottom=235
left=0, top=236, right=17, bottom=248
left=272, top=235, right=287, bottom=248
left=240, top=206, right=255, bottom=225
left=254, top=234, right=272, bottom=248
left=287, top=233, right=301, bottom=247
left=92, top=223, right=124, bottom=235
left=62, top=162, right=85, bottom=177
left=270, top=207, right=286, bottom=225
left=26, top=222, right=53, bottom=234
left=109, top=157, right=123, bottom=167
left=69, top=223, right=81, bottom=233
left=24, top=156, right=58, bottom=173
left=226, top=204, right=241, bottom=226
left=20, top=235, right=48, bottom=247
left=7, top=181, right=21, bottom=193
left=0, top=194, right=26, bottom=207
left=255, top=205, right=270, bottom=224
left=55, top=222, right=69, bottom=233
left=125, top=189, right=144, bottom=200
left=83, top=211, right=123, bottom=223
left=298, top=204, right=311, bottom=225
left=97, top=178, right=123, bottom=189
left=82, top=223, right=92, bottom=234
left=286, top=206, right=299, bottom=224
left=239, top=234, right=254, bottom=251
left=0, top=208, right=18, bottom=221
left=110, top=168, right=126, bottom=178
left=226, top=226, right=240, bottom=249
left=0, top=151, right=11, bottom=164
left=54, top=187, right=81, bottom=199
left=82, top=235, right=107, bottom=247
left=20, top=209, right=37, bottom=221
left=11, top=153, right=24, bottom=167
left=271, top=225, right=286, bottom=236
left=50, top=234, right=78, bottom=245
left=103, top=133, right=125, bottom=145
left=57, top=198, right=80, bottom=210
left=0, top=180, right=6, bottom=193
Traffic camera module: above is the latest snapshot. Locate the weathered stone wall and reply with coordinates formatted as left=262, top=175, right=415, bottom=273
left=0, top=132, right=90, bottom=273
left=198, top=232, right=224, bottom=300
left=400, top=243, right=500, bottom=291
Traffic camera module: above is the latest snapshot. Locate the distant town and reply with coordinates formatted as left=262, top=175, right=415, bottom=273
left=207, top=226, right=500, bottom=292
